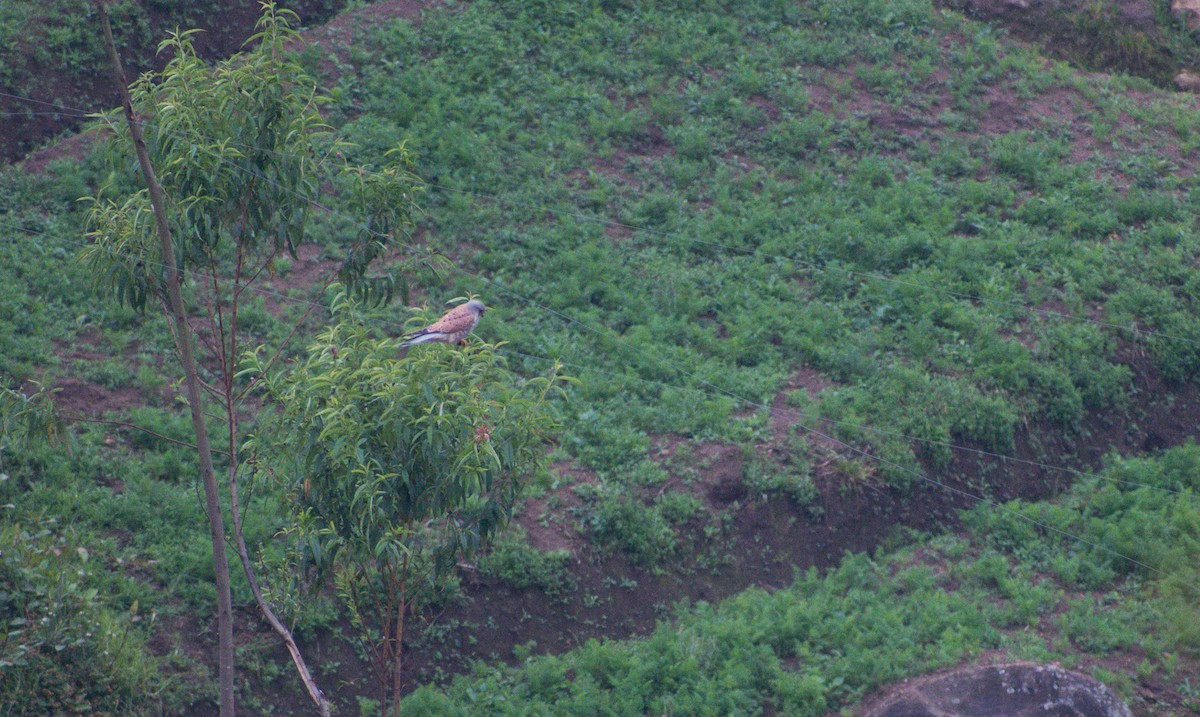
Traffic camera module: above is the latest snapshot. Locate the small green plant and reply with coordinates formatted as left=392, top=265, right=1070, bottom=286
left=356, top=695, right=382, bottom=717
left=478, top=529, right=577, bottom=599
left=575, top=485, right=678, bottom=568
left=744, top=451, right=821, bottom=515
left=1181, top=678, right=1200, bottom=712
left=0, top=517, right=161, bottom=715
left=80, top=357, right=135, bottom=389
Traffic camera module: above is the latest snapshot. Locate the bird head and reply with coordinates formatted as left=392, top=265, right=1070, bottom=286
left=466, top=299, right=487, bottom=315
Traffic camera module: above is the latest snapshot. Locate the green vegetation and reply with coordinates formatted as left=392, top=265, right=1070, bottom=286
left=0, top=0, right=349, bottom=160
left=3, top=0, right=1200, bottom=714
left=317, top=0, right=1200, bottom=504
left=478, top=527, right=577, bottom=599
left=251, top=295, right=565, bottom=714
left=0, top=517, right=171, bottom=715
left=403, top=445, right=1200, bottom=715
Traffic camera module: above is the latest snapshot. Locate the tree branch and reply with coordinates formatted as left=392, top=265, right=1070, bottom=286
left=235, top=297, right=321, bottom=404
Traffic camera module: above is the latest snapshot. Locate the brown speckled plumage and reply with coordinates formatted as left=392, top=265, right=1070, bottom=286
left=401, top=300, right=486, bottom=347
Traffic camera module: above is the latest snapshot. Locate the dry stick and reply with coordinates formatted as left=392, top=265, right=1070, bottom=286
left=92, top=2, right=237, bottom=715
left=222, top=270, right=331, bottom=716
left=226, top=448, right=332, bottom=715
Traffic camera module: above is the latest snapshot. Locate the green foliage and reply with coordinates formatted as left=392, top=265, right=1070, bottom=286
left=82, top=4, right=421, bottom=313
left=405, top=445, right=1200, bottom=714
left=477, top=527, right=577, bottom=598
left=1058, top=596, right=1151, bottom=654
left=0, top=517, right=163, bottom=716
left=743, top=450, right=820, bottom=512
left=0, top=384, right=66, bottom=457
left=80, top=358, right=135, bottom=389
left=575, top=483, right=681, bottom=567
left=256, top=294, right=564, bottom=576
left=250, top=290, right=566, bottom=708
left=967, top=444, right=1200, bottom=582
left=967, top=444, right=1200, bottom=656
left=0, top=169, right=111, bottom=382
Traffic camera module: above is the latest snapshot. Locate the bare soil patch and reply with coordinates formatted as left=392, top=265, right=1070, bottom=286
left=257, top=243, right=340, bottom=319
left=516, top=460, right=595, bottom=555
left=50, top=375, right=144, bottom=416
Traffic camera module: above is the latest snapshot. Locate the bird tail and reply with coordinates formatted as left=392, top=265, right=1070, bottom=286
left=400, top=332, right=439, bottom=348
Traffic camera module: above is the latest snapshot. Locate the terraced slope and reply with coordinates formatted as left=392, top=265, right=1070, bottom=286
left=3, top=1, right=1200, bottom=714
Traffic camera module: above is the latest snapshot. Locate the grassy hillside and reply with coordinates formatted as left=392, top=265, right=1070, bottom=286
left=402, top=445, right=1200, bottom=715
left=313, top=0, right=1200, bottom=590
left=0, top=0, right=348, bottom=162
left=4, top=0, right=1200, bottom=714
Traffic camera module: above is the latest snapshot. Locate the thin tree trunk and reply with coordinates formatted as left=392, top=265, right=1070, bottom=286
left=390, top=552, right=410, bottom=717
left=226, top=420, right=331, bottom=715
left=390, top=599, right=405, bottom=717
left=93, top=3, right=237, bottom=715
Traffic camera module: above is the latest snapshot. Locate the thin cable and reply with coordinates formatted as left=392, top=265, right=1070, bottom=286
left=91, top=112, right=1187, bottom=503
left=483, top=346, right=1188, bottom=497
left=3, top=95, right=1192, bottom=576
left=3, top=151, right=1191, bottom=501
left=1, top=143, right=1179, bottom=502
left=9, top=216, right=1186, bottom=504
left=2, top=87, right=1191, bottom=351
left=0, top=111, right=93, bottom=119
left=3, top=210, right=1179, bottom=581
left=0, top=90, right=96, bottom=112
left=421, top=183, right=1173, bottom=345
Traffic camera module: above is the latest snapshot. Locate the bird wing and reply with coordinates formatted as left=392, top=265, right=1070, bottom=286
left=425, top=303, right=476, bottom=335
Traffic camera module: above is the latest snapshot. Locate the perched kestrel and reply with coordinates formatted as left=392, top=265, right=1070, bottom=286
left=401, top=300, right=486, bottom=347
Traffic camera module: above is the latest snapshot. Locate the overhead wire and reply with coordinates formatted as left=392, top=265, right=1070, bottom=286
left=4, top=82, right=1191, bottom=352
left=5, top=79, right=1190, bottom=347
left=1, top=91, right=1190, bottom=504
left=8, top=211, right=1193, bottom=582
left=0, top=78, right=1191, bottom=578
left=11, top=206, right=1182, bottom=503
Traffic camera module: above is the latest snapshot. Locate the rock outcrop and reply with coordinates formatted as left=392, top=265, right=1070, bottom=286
left=862, top=663, right=1131, bottom=717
